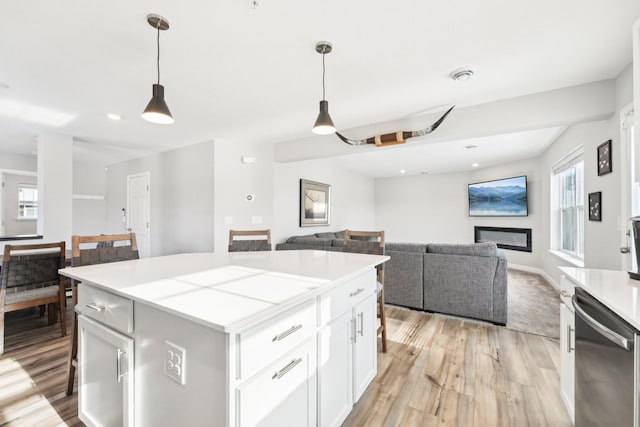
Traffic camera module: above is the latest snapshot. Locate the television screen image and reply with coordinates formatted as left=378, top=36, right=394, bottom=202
left=468, top=176, right=528, bottom=217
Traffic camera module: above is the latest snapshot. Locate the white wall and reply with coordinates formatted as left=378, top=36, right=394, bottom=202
left=273, top=159, right=376, bottom=246
left=72, top=161, right=108, bottom=236
left=375, top=172, right=470, bottom=244
left=375, top=157, right=541, bottom=267
left=0, top=151, right=36, bottom=172
left=106, top=141, right=215, bottom=256
left=213, top=139, right=274, bottom=252
left=539, top=120, right=620, bottom=285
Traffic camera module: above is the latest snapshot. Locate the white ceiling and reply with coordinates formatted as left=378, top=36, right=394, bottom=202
left=1, top=1, right=639, bottom=168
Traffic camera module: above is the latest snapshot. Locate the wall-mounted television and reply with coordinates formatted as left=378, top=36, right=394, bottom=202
left=468, top=175, right=528, bottom=217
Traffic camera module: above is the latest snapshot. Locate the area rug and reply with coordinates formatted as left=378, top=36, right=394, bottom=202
left=506, top=269, right=560, bottom=338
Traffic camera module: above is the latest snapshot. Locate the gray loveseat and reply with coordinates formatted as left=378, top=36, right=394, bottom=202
left=276, top=232, right=507, bottom=325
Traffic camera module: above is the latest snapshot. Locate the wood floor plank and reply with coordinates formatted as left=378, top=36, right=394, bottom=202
left=1, top=303, right=571, bottom=427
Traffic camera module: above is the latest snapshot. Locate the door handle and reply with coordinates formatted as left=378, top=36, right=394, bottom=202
left=566, top=324, right=574, bottom=352
left=116, top=349, right=127, bottom=383
left=272, top=324, right=302, bottom=342
left=358, top=312, right=364, bottom=337
left=350, top=288, right=364, bottom=298
left=621, top=246, right=631, bottom=254
left=86, top=303, right=105, bottom=312
left=572, top=294, right=632, bottom=351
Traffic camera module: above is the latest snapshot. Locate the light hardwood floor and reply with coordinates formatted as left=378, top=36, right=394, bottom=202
left=0, top=304, right=571, bottom=426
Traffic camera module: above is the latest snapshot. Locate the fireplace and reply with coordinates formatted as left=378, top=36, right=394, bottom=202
left=474, top=226, right=532, bottom=252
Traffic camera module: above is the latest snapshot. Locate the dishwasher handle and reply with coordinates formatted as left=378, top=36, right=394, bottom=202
left=572, top=294, right=633, bottom=351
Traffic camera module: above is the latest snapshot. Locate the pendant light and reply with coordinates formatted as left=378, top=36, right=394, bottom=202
left=142, top=14, right=174, bottom=125
left=312, top=41, right=336, bottom=135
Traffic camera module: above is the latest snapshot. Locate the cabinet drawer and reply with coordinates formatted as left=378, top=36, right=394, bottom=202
left=320, top=270, right=376, bottom=325
left=236, top=339, right=316, bottom=427
left=238, top=300, right=316, bottom=380
left=78, top=285, right=133, bottom=334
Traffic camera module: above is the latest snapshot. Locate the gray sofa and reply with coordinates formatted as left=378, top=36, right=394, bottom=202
left=276, top=232, right=507, bottom=325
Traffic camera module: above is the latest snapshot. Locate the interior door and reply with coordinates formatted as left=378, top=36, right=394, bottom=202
left=127, top=173, right=150, bottom=258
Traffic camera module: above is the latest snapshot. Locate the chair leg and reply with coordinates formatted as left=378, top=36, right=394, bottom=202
left=39, top=304, right=46, bottom=318
left=0, top=310, right=4, bottom=355
left=48, top=303, right=58, bottom=326
left=66, top=286, right=78, bottom=395
left=59, top=301, right=67, bottom=338
left=379, top=288, right=388, bottom=353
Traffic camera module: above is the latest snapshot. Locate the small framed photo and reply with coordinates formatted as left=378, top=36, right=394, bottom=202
left=300, top=179, right=330, bottom=227
left=597, top=140, right=612, bottom=176
left=588, top=191, right=602, bottom=221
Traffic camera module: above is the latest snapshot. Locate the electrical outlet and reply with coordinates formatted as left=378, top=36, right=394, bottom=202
left=165, top=341, right=186, bottom=385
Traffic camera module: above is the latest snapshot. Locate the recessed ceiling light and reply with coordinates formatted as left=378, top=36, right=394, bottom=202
left=400, top=169, right=406, bottom=174
left=450, top=68, right=474, bottom=82
left=472, top=163, right=479, bottom=168
left=107, top=113, right=122, bottom=121
left=465, top=144, right=477, bottom=149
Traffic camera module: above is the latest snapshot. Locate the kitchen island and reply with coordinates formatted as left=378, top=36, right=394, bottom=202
left=60, top=250, right=388, bottom=427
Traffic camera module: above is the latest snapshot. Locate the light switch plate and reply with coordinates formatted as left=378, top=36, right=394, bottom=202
left=165, top=341, right=186, bottom=385
left=251, top=216, right=262, bottom=224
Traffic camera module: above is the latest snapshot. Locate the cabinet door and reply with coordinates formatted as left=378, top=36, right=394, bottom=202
left=319, top=311, right=353, bottom=427
left=236, top=339, right=316, bottom=427
left=560, top=303, right=575, bottom=424
left=78, top=315, right=134, bottom=427
left=353, top=293, right=377, bottom=402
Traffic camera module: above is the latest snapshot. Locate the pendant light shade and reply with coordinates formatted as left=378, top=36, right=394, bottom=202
left=313, top=100, right=335, bottom=135
left=142, top=14, right=174, bottom=125
left=142, top=84, right=174, bottom=124
left=312, top=41, right=336, bottom=135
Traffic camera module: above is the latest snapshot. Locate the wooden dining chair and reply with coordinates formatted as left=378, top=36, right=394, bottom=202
left=343, top=230, right=388, bottom=353
left=0, top=241, right=67, bottom=355
left=228, top=229, right=272, bottom=252
left=66, top=232, right=138, bottom=395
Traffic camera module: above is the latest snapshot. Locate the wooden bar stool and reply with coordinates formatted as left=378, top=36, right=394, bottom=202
left=343, top=229, right=388, bottom=353
left=228, top=229, right=272, bottom=252
left=66, top=233, right=139, bottom=395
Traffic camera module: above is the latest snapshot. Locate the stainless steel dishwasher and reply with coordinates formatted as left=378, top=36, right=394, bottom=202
left=572, top=287, right=640, bottom=426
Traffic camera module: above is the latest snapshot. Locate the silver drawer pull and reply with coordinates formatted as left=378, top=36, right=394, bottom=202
left=349, top=288, right=365, bottom=297
left=272, top=358, right=303, bottom=380
left=86, top=303, right=105, bottom=312
left=272, top=324, right=302, bottom=342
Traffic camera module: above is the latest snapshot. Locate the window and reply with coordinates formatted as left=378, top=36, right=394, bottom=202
left=556, top=160, right=584, bottom=258
left=18, top=184, right=38, bottom=219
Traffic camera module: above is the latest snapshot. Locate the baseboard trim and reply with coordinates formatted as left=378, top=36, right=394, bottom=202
left=508, top=264, right=561, bottom=292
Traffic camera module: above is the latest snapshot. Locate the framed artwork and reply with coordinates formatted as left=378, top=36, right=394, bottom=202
left=300, top=179, right=330, bottom=227
left=597, top=139, right=612, bottom=176
left=588, top=191, right=602, bottom=221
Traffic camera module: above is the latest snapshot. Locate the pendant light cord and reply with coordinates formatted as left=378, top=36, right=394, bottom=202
left=321, top=49, right=326, bottom=101
left=156, top=25, right=160, bottom=85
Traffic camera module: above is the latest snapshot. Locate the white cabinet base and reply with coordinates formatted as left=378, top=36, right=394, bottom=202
left=560, top=302, right=575, bottom=424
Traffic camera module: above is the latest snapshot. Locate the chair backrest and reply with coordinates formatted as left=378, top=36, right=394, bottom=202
left=228, top=229, right=272, bottom=252
left=344, top=230, right=385, bottom=282
left=343, top=230, right=385, bottom=255
left=1, top=241, right=65, bottom=293
left=71, top=233, right=139, bottom=267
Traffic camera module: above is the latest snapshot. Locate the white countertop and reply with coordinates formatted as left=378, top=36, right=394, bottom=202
left=60, top=250, right=388, bottom=333
left=559, top=267, right=640, bottom=330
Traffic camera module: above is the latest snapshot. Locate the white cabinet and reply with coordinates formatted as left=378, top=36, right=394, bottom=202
left=319, top=270, right=378, bottom=427
left=353, top=293, right=377, bottom=401
left=236, top=338, right=317, bottom=427
left=78, top=315, right=134, bottom=427
left=560, top=301, right=575, bottom=424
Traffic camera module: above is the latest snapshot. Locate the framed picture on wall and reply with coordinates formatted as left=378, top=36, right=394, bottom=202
left=588, top=191, right=602, bottom=221
left=597, top=139, right=612, bottom=176
left=300, top=179, right=330, bottom=227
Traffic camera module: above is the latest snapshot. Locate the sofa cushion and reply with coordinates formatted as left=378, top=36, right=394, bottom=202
left=332, top=239, right=345, bottom=247
left=384, top=248, right=424, bottom=310
left=427, top=242, right=497, bottom=257
left=385, top=242, right=428, bottom=253
left=315, top=232, right=337, bottom=239
left=289, top=236, right=333, bottom=246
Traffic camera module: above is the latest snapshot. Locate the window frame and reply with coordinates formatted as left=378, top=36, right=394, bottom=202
left=17, top=183, right=38, bottom=220
left=556, top=158, right=584, bottom=259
